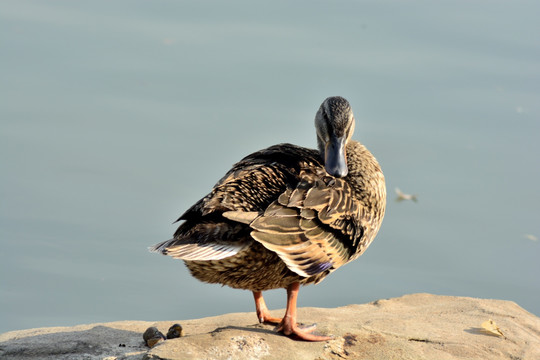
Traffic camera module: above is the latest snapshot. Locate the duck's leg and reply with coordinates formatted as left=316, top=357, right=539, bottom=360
left=275, top=282, right=332, bottom=341
left=253, top=291, right=281, bottom=324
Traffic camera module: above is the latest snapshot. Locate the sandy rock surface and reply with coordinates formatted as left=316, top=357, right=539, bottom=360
left=1, top=293, right=539, bottom=360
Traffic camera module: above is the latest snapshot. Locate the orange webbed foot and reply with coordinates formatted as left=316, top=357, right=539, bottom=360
left=275, top=318, right=332, bottom=341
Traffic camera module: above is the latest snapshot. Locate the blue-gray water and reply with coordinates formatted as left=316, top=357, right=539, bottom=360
left=1, top=1, right=539, bottom=333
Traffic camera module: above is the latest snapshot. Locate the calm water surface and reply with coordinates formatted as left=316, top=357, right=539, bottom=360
left=1, top=0, right=539, bottom=333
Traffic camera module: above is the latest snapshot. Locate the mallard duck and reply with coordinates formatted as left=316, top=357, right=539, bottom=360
left=150, top=96, right=386, bottom=341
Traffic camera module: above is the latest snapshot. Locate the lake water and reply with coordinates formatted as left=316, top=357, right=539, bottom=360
left=1, top=0, right=539, bottom=333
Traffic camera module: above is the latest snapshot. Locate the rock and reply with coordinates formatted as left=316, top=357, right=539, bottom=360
left=165, top=324, right=184, bottom=340
left=143, top=327, right=166, bottom=348
left=0, top=321, right=149, bottom=360
left=0, top=293, right=539, bottom=360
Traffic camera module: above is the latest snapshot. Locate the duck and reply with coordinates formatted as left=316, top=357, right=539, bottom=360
left=150, top=96, right=386, bottom=341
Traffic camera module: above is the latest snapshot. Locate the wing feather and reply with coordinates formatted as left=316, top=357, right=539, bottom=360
left=249, top=170, right=365, bottom=277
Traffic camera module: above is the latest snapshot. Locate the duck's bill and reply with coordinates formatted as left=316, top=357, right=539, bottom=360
left=324, top=136, right=348, bottom=178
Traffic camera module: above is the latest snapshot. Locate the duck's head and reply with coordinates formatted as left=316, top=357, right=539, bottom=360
left=315, top=96, right=355, bottom=178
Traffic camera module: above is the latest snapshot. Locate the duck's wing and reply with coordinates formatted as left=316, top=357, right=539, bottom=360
left=151, top=145, right=322, bottom=261
left=244, top=170, right=368, bottom=277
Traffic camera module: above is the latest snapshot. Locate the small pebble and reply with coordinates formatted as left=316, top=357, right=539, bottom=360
left=143, top=327, right=166, bottom=347
left=167, top=323, right=184, bottom=339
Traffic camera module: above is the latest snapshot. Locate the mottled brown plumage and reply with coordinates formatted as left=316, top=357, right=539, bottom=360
left=151, top=96, right=386, bottom=341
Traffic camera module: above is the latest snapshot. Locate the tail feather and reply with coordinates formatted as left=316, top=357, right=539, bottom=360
left=149, top=238, right=250, bottom=261
left=148, top=239, right=173, bottom=254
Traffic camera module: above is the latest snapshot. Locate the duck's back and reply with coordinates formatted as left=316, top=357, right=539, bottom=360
left=180, top=143, right=322, bottom=220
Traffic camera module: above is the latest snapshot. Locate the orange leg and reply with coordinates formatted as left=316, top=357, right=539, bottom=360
left=253, top=291, right=282, bottom=324
left=254, top=283, right=332, bottom=341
